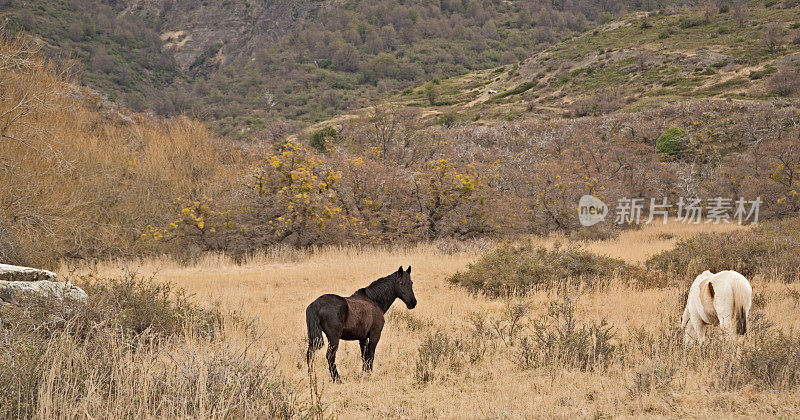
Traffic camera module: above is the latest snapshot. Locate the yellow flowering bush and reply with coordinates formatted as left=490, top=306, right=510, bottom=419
left=143, top=197, right=236, bottom=251
left=248, top=142, right=347, bottom=245
left=413, top=158, right=488, bottom=237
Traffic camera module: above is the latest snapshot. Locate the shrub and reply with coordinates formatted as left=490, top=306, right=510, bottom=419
left=769, top=67, right=799, bottom=97
left=437, top=111, right=458, bottom=128
left=447, top=241, right=654, bottom=297
left=485, top=81, right=537, bottom=103
left=762, top=22, right=783, bottom=52
left=646, top=216, right=800, bottom=281
left=76, top=272, right=222, bottom=337
left=309, top=125, right=339, bottom=151
left=571, top=92, right=623, bottom=117
left=716, top=329, right=800, bottom=390
left=655, top=127, right=688, bottom=157
left=414, top=330, right=465, bottom=384
left=423, top=82, right=439, bottom=106
left=516, top=298, right=616, bottom=371
left=749, top=64, right=777, bottom=79
left=491, top=301, right=531, bottom=346
left=678, top=16, right=704, bottom=29
left=628, top=359, right=677, bottom=395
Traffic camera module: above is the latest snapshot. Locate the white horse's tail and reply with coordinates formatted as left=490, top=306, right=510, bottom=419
left=730, top=274, right=752, bottom=336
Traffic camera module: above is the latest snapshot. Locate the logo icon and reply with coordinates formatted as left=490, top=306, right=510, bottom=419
left=578, top=195, right=608, bottom=227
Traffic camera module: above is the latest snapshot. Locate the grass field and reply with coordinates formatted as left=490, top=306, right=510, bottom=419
left=77, top=222, right=800, bottom=418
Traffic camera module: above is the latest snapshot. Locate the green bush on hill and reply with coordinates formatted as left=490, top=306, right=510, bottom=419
left=655, top=127, right=688, bottom=157
left=437, top=111, right=458, bottom=128
left=310, top=126, right=339, bottom=151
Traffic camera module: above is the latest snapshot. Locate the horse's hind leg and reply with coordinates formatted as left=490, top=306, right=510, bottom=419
left=325, top=337, right=341, bottom=382
left=359, top=338, right=369, bottom=371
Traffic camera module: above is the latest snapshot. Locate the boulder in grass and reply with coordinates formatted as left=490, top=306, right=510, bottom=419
left=0, top=263, right=87, bottom=311
left=0, top=263, right=59, bottom=282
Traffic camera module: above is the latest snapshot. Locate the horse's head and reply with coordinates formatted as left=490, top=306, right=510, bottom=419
left=394, top=266, right=417, bottom=309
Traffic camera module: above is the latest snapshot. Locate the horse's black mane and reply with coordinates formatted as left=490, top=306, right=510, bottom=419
left=354, top=273, right=397, bottom=313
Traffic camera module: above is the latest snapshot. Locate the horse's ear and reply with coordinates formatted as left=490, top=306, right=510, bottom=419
left=397, top=266, right=404, bottom=275
left=407, top=266, right=411, bottom=274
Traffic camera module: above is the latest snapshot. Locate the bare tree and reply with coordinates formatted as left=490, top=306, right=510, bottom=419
left=763, top=22, right=784, bottom=53
left=636, top=49, right=650, bottom=71
left=732, top=1, right=748, bottom=28
left=369, top=102, right=400, bottom=161
left=701, top=0, right=716, bottom=23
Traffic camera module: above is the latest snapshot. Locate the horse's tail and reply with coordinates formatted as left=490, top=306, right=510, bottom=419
left=731, top=273, right=752, bottom=336
left=306, top=299, right=325, bottom=361
left=736, top=305, right=747, bottom=335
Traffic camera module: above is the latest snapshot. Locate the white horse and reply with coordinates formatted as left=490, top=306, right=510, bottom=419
left=681, top=270, right=752, bottom=345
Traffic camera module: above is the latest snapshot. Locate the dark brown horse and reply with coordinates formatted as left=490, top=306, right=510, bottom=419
left=306, top=266, right=416, bottom=381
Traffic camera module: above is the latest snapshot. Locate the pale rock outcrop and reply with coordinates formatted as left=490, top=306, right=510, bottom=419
left=0, top=264, right=87, bottom=311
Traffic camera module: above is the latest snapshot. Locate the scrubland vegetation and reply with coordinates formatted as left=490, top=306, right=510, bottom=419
left=8, top=1, right=800, bottom=135
left=424, top=2, right=800, bottom=120
left=0, top=222, right=789, bottom=417
left=0, top=33, right=237, bottom=266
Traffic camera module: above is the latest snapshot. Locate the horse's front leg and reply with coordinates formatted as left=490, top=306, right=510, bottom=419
left=692, top=318, right=707, bottom=345
left=683, top=320, right=696, bottom=347
left=364, top=331, right=381, bottom=372
left=326, top=338, right=341, bottom=382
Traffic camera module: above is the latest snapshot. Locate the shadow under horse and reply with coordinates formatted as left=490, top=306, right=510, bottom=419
left=305, top=266, right=417, bottom=381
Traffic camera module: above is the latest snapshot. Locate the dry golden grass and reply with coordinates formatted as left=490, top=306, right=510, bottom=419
left=75, top=221, right=800, bottom=418
left=580, top=222, right=747, bottom=264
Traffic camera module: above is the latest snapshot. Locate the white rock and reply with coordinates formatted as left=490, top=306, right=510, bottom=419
left=0, top=264, right=87, bottom=310
left=0, top=263, right=59, bottom=282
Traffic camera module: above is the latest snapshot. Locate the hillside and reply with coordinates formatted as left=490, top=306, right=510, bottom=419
left=1, top=0, right=689, bottom=137
left=386, top=3, right=800, bottom=123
